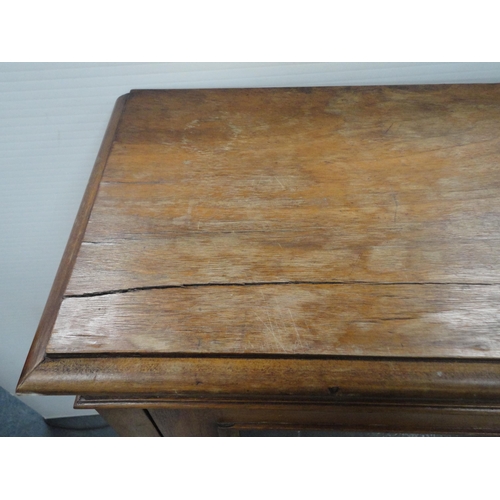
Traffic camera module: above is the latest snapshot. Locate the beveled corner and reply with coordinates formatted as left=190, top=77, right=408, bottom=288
left=17, top=93, right=129, bottom=394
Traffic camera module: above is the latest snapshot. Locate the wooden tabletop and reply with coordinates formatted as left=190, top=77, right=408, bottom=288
left=18, top=86, right=500, bottom=405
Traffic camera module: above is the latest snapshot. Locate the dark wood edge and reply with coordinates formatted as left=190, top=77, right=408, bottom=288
left=107, top=402, right=500, bottom=436
left=74, top=396, right=500, bottom=410
left=18, top=356, right=500, bottom=403
left=16, top=93, right=129, bottom=392
left=217, top=426, right=240, bottom=437
left=223, top=419, right=500, bottom=437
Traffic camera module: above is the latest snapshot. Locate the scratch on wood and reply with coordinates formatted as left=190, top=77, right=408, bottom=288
left=146, top=316, right=160, bottom=337
left=255, top=310, right=285, bottom=352
left=392, top=193, right=399, bottom=223
left=260, top=291, right=287, bottom=352
left=288, top=308, right=304, bottom=349
left=275, top=300, right=288, bottom=333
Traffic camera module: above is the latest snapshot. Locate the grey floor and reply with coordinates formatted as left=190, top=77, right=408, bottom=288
left=0, top=386, right=117, bottom=437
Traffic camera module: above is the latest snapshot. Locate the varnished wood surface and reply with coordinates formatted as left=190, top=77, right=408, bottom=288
left=84, top=397, right=500, bottom=436
left=19, top=357, right=500, bottom=404
left=16, top=87, right=500, bottom=436
left=52, top=86, right=500, bottom=359
left=89, top=404, right=500, bottom=436
left=70, top=87, right=500, bottom=293
left=148, top=405, right=500, bottom=436
left=48, top=284, right=500, bottom=357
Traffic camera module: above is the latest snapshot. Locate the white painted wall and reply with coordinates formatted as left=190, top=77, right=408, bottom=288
left=2, top=62, right=500, bottom=418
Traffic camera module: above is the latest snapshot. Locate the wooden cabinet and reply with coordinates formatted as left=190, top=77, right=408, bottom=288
left=17, top=86, right=500, bottom=436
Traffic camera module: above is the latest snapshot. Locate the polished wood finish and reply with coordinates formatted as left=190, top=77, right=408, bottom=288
left=24, top=356, right=500, bottom=402
left=149, top=405, right=500, bottom=436
left=85, top=400, right=500, bottom=436
left=82, top=398, right=500, bottom=436
left=49, top=284, right=500, bottom=357
left=17, top=86, right=500, bottom=435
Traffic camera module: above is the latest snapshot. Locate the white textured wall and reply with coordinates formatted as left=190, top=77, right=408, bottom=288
left=2, top=62, right=500, bottom=418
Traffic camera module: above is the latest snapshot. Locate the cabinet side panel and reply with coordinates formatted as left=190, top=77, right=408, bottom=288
left=98, top=408, right=161, bottom=437
left=149, top=408, right=219, bottom=437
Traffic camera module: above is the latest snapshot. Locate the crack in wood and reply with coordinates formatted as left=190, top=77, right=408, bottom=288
left=64, top=280, right=500, bottom=299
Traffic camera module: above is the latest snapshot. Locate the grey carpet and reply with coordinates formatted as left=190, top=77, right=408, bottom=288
left=0, top=386, right=117, bottom=437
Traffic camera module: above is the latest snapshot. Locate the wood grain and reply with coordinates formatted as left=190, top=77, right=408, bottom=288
left=89, top=402, right=500, bottom=436
left=17, top=86, right=500, bottom=436
left=19, top=357, right=500, bottom=403
left=66, top=86, right=500, bottom=295
left=47, top=85, right=500, bottom=361
left=48, top=284, right=500, bottom=358
left=149, top=405, right=500, bottom=436
left=87, top=402, right=500, bottom=436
